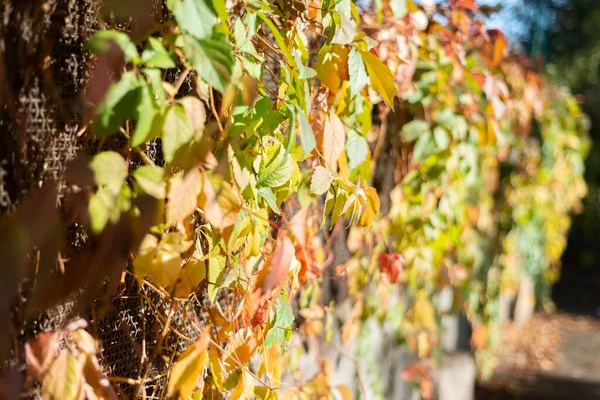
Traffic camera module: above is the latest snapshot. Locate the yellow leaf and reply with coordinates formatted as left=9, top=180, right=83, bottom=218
left=335, top=384, right=353, bottom=400
left=314, top=45, right=349, bottom=97
left=42, top=351, right=83, bottom=400
left=167, top=333, right=210, bottom=399
left=258, top=343, right=282, bottom=385
left=403, top=290, right=437, bottom=334
left=337, top=151, right=350, bottom=181
left=359, top=50, right=396, bottom=109
left=209, top=342, right=228, bottom=391
left=230, top=370, right=255, bottom=400
left=174, top=260, right=206, bottom=298
left=317, top=111, right=346, bottom=170
left=133, top=233, right=191, bottom=288
left=167, top=168, right=203, bottom=225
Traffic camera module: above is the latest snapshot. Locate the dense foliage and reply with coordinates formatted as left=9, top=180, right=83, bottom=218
left=5, top=0, right=589, bottom=399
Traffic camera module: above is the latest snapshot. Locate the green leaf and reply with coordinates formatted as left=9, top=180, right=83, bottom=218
left=180, top=32, right=235, bottom=93
left=207, top=255, right=227, bottom=302
left=255, top=13, right=296, bottom=68
left=345, top=130, right=369, bottom=171
left=234, top=19, right=257, bottom=56
left=85, top=30, right=139, bottom=63
left=141, top=37, right=176, bottom=69
left=131, top=82, right=159, bottom=147
left=435, top=109, right=455, bottom=128
left=213, top=0, right=229, bottom=33
left=258, top=187, right=281, bottom=214
left=89, top=184, right=131, bottom=234
left=401, top=120, right=430, bottom=142
left=348, top=47, right=369, bottom=98
left=133, top=166, right=166, bottom=199
left=166, top=0, right=216, bottom=40
left=88, top=151, right=129, bottom=233
left=297, top=109, right=316, bottom=156
left=258, top=146, right=292, bottom=188
left=143, top=68, right=167, bottom=111
left=90, top=151, right=128, bottom=192
left=332, top=13, right=356, bottom=45
left=93, top=72, right=142, bottom=137
left=310, top=166, right=333, bottom=195
left=162, top=103, right=193, bottom=163
left=359, top=50, right=396, bottom=109
left=264, top=295, right=294, bottom=348
left=413, top=131, right=436, bottom=161
left=88, top=188, right=115, bottom=235
left=433, top=126, right=450, bottom=150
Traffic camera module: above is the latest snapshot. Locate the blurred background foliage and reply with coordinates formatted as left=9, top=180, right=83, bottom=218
left=499, top=0, right=600, bottom=312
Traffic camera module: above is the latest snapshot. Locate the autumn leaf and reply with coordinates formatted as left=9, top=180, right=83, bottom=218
left=207, top=255, right=227, bottom=302
left=163, top=103, right=194, bottom=163
left=199, top=174, right=242, bottom=231
left=224, top=328, right=260, bottom=367
left=402, top=361, right=434, bottom=400
left=317, top=111, right=346, bottom=169
left=180, top=96, right=207, bottom=137
left=167, top=331, right=210, bottom=398
left=230, top=370, right=255, bottom=400
left=310, top=166, right=333, bottom=195
left=451, top=0, right=479, bottom=11
left=359, top=49, right=396, bottom=109
left=378, top=253, right=404, bottom=283
left=255, top=233, right=295, bottom=294
left=43, top=351, right=83, bottom=400
left=332, top=13, right=356, bottom=45
left=133, top=165, right=166, bottom=199
left=133, top=232, right=192, bottom=288
left=166, top=168, right=202, bottom=226
left=491, top=30, right=507, bottom=67
left=25, top=332, right=59, bottom=381
left=174, top=260, right=206, bottom=298
left=314, top=45, right=349, bottom=96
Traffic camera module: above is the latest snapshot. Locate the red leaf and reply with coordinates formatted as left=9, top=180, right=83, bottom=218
left=378, top=253, right=404, bottom=284
left=252, top=301, right=269, bottom=327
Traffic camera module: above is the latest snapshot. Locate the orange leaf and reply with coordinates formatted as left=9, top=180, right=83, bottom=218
left=491, top=30, right=506, bottom=67
left=452, top=0, right=478, bottom=11
left=224, top=329, right=260, bottom=366
left=255, top=232, right=295, bottom=294
left=402, top=361, right=434, bottom=400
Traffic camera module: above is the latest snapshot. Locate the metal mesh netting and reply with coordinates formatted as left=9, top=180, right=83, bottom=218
left=0, top=2, right=216, bottom=398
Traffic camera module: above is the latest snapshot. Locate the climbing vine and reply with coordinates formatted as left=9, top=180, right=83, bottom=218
left=11, top=0, right=589, bottom=399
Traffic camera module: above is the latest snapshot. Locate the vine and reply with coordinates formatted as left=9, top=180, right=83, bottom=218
left=14, top=0, right=589, bottom=399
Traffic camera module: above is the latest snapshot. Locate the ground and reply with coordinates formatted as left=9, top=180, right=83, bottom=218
left=477, top=262, right=600, bottom=400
